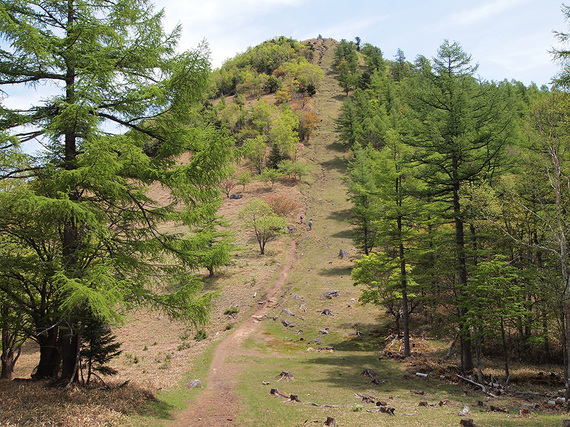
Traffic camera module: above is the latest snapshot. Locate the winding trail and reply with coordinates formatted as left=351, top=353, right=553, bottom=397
left=173, top=237, right=299, bottom=426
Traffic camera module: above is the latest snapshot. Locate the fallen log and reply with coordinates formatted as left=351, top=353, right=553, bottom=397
left=456, top=374, right=498, bottom=398
left=289, top=394, right=302, bottom=403
left=375, top=406, right=395, bottom=415
left=356, top=392, right=376, bottom=403
left=270, top=388, right=290, bottom=399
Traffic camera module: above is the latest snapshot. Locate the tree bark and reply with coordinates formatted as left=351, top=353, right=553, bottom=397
left=454, top=182, right=473, bottom=372
left=33, top=327, right=60, bottom=379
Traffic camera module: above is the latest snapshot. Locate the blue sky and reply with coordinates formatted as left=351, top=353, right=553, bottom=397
left=158, top=0, right=567, bottom=87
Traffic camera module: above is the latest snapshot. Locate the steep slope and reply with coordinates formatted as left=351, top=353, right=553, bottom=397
left=171, top=37, right=349, bottom=426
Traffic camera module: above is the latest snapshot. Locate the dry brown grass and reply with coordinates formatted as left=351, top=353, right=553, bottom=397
left=0, top=379, right=153, bottom=426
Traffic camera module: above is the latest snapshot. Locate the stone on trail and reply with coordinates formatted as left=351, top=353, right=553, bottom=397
left=339, top=248, right=349, bottom=258
left=186, top=379, right=202, bottom=389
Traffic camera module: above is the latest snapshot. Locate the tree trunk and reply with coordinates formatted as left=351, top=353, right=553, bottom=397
left=500, top=317, right=510, bottom=380
left=1, top=353, right=16, bottom=380
left=475, top=336, right=483, bottom=384
left=59, top=326, right=81, bottom=384
left=454, top=183, right=473, bottom=372
left=562, top=298, right=570, bottom=402
left=1, top=305, right=20, bottom=379
left=33, top=327, right=60, bottom=379
left=398, top=215, right=410, bottom=357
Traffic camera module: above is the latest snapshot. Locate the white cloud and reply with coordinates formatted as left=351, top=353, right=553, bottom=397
left=444, top=0, right=528, bottom=29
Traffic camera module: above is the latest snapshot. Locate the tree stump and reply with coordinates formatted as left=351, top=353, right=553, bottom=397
left=460, top=419, right=475, bottom=427
left=324, top=417, right=336, bottom=426
left=289, top=394, right=302, bottom=403
left=277, top=371, right=294, bottom=382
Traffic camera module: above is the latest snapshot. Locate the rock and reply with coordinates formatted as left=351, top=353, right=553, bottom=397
left=322, top=290, right=339, bottom=299
left=186, top=379, right=202, bottom=389
left=458, top=405, right=470, bottom=416
left=229, top=194, right=242, bottom=199
left=339, top=248, right=349, bottom=258
left=281, top=309, right=295, bottom=316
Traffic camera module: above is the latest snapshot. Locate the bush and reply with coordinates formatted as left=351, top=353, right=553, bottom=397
left=224, top=307, right=240, bottom=315
left=194, top=330, right=207, bottom=341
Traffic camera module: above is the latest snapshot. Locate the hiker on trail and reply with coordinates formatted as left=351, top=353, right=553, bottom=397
left=300, top=214, right=304, bottom=224
left=308, top=219, right=312, bottom=230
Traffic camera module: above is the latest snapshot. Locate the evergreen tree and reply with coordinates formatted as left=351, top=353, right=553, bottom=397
left=346, top=145, right=383, bottom=255
left=0, top=0, right=233, bottom=383
left=405, top=40, right=514, bottom=372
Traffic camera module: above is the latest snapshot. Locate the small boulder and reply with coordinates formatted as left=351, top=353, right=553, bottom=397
left=186, top=379, right=202, bottom=389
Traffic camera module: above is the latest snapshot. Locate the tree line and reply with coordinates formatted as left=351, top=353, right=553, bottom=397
left=334, top=23, right=570, bottom=395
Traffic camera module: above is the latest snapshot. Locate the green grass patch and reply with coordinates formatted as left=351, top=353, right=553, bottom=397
left=128, top=339, right=221, bottom=426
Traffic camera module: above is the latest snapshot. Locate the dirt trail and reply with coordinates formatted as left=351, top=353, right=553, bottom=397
left=173, top=236, right=299, bottom=426
left=173, top=39, right=340, bottom=427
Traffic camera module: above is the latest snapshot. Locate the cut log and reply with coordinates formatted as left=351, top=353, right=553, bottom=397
left=362, top=369, right=378, bottom=379
left=356, top=392, right=376, bottom=403
left=270, top=388, right=290, bottom=399
left=490, top=405, right=509, bottom=413
left=377, top=406, right=395, bottom=415
left=322, top=290, right=339, bottom=299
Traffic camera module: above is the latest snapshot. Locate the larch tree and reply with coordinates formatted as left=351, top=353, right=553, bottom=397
left=0, top=0, right=233, bottom=383
left=405, top=40, right=514, bottom=372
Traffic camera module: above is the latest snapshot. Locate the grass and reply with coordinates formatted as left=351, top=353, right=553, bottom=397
left=127, top=336, right=221, bottom=426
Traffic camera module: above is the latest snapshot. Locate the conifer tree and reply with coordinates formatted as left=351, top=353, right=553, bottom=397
left=0, top=0, right=233, bottom=383
left=405, top=40, right=514, bottom=372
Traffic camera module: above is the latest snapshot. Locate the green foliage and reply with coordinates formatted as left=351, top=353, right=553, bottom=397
left=210, top=36, right=314, bottom=98
left=236, top=170, right=252, bottom=191
left=194, top=330, right=208, bottom=341
left=80, top=317, right=122, bottom=384
left=260, top=167, right=283, bottom=189
left=241, top=135, right=268, bottom=174
left=338, top=37, right=567, bottom=371
left=0, top=0, right=233, bottom=382
left=224, top=307, right=240, bottom=315
left=239, top=199, right=287, bottom=254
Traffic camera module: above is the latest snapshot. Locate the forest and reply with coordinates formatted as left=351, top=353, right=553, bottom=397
left=2, top=0, right=570, bottom=425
